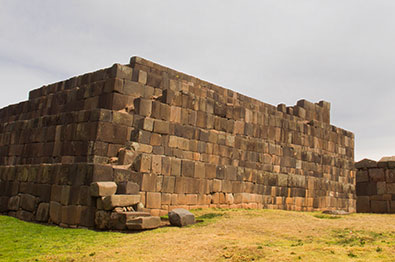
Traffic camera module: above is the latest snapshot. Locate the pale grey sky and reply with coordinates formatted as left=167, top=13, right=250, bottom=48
left=1, top=0, right=395, bottom=161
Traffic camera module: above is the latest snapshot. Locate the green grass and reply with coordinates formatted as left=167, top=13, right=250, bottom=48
left=313, top=213, right=342, bottom=219
left=0, top=216, right=123, bottom=262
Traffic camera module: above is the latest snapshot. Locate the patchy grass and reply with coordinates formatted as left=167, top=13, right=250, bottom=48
left=313, top=213, right=342, bottom=220
left=0, top=215, right=123, bottom=262
left=1, top=209, right=394, bottom=262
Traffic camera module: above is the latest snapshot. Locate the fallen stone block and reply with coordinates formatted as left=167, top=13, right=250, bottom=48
left=168, top=208, right=195, bottom=227
left=126, top=216, right=161, bottom=230
left=108, top=211, right=151, bottom=230
left=90, top=182, right=117, bottom=197
left=102, top=195, right=141, bottom=210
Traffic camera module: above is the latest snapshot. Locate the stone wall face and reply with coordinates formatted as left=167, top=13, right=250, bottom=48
left=0, top=56, right=356, bottom=227
left=355, top=158, right=395, bottom=213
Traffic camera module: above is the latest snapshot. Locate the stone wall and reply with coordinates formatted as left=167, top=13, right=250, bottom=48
left=355, top=158, right=395, bottom=213
left=0, top=56, right=356, bottom=228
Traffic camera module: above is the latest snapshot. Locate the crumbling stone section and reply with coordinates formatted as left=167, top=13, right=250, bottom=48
left=0, top=56, right=355, bottom=228
left=355, top=157, right=395, bottom=213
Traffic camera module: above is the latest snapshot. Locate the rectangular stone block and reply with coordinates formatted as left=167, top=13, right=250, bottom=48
left=49, top=201, right=62, bottom=224
left=153, top=120, right=170, bottom=134
left=205, top=164, right=216, bottom=179
left=134, top=98, right=152, bottom=116
left=356, top=196, right=370, bottom=213
left=152, top=155, right=162, bottom=174
left=20, top=194, right=37, bottom=212
left=116, top=181, right=140, bottom=195
left=181, top=160, right=194, bottom=178
left=36, top=202, right=50, bottom=222
left=146, top=192, right=161, bottom=209
left=8, top=195, right=20, bottom=211
left=126, top=216, right=161, bottom=230
left=90, top=182, right=117, bottom=197
left=102, top=195, right=141, bottom=210
left=370, top=200, right=388, bottom=213
left=33, top=184, right=51, bottom=203
left=369, top=168, right=385, bottom=182
left=50, top=184, right=62, bottom=203
left=61, top=186, right=71, bottom=206
left=0, top=196, right=9, bottom=212
left=61, top=205, right=81, bottom=225
left=133, top=154, right=151, bottom=173
left=92, top=164, right=114, bottom=182
left=162, top=176, right=175, bottom=193
left=170, top=158, right=181, bottom=176
left=141, top=173, right=157, bottom=192
left=194, top=162, right=205, bottom=179
left=16, top=210, right=33, bottom=221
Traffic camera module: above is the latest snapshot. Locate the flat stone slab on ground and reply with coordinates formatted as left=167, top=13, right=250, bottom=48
left=168, top=208, right=195, bottom=227
left=126, top=216, right=161, bottom=230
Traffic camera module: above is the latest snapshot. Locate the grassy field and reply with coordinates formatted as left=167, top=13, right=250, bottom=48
left=0, top=209, right=394, bottom=262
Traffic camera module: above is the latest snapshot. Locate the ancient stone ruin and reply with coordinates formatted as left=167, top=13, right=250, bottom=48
left=356, top=157, right=395, bottom=213
left=0, top=56, right=356, bottom=229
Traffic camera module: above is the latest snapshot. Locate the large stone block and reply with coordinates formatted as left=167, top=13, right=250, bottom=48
left=126, top=216, right=161, bottom=230
left=36, top=202, right=50, bottom=222
left=0, top=196, right=9, bottom=212
left=8, top=195, right=20, bottom=211
left=118, top=149, right=138, bottom=165
left=90, top=182, right=117, bottom=197
left=168, top=208, right=195, bottom=227
left=146, top=192, right=161, bottom=209
left=33, top=184, right=52, bottom=203
left=356, top=196, right=370, bottom=213
left=116, top=181, right=140, bottom=195
left=141, top=173, right=157, bottom=192
left=102, top=195, right=141, bottom=210
left=61, top=205, right=81, bottom=225
left=16, top=210, right=34, bottom=221
left=369, top=168, right=385, bottom=182
left=92, top=164, right=114, bottom=182
left=49, top=201, right=62, bottom=225
left=134, top=98, right=152, bottom=116
left=20, top=194, right=37, bottom=212
left=181, top=160, right=194, bottom=178
left=370, top=200, right=388, bottom=213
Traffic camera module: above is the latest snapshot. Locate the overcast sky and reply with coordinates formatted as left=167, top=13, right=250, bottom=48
left=1, top=0, right=395, bottom=161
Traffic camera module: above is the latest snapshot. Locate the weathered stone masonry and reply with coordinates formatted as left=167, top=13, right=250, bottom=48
left=356, top=158, right=395, bottom=213
left=0, top=56, right=356, bottom=228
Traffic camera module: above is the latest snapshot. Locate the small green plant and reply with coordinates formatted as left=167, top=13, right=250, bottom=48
left=347, top=251, right=357, bottom=258
left=376, top=247, right=382, bottom=252
left=197, top=213, right=224, bottom=219
left=291, top=239, right=304, bottom=247
left=313, top=214, right=341, bottom=220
